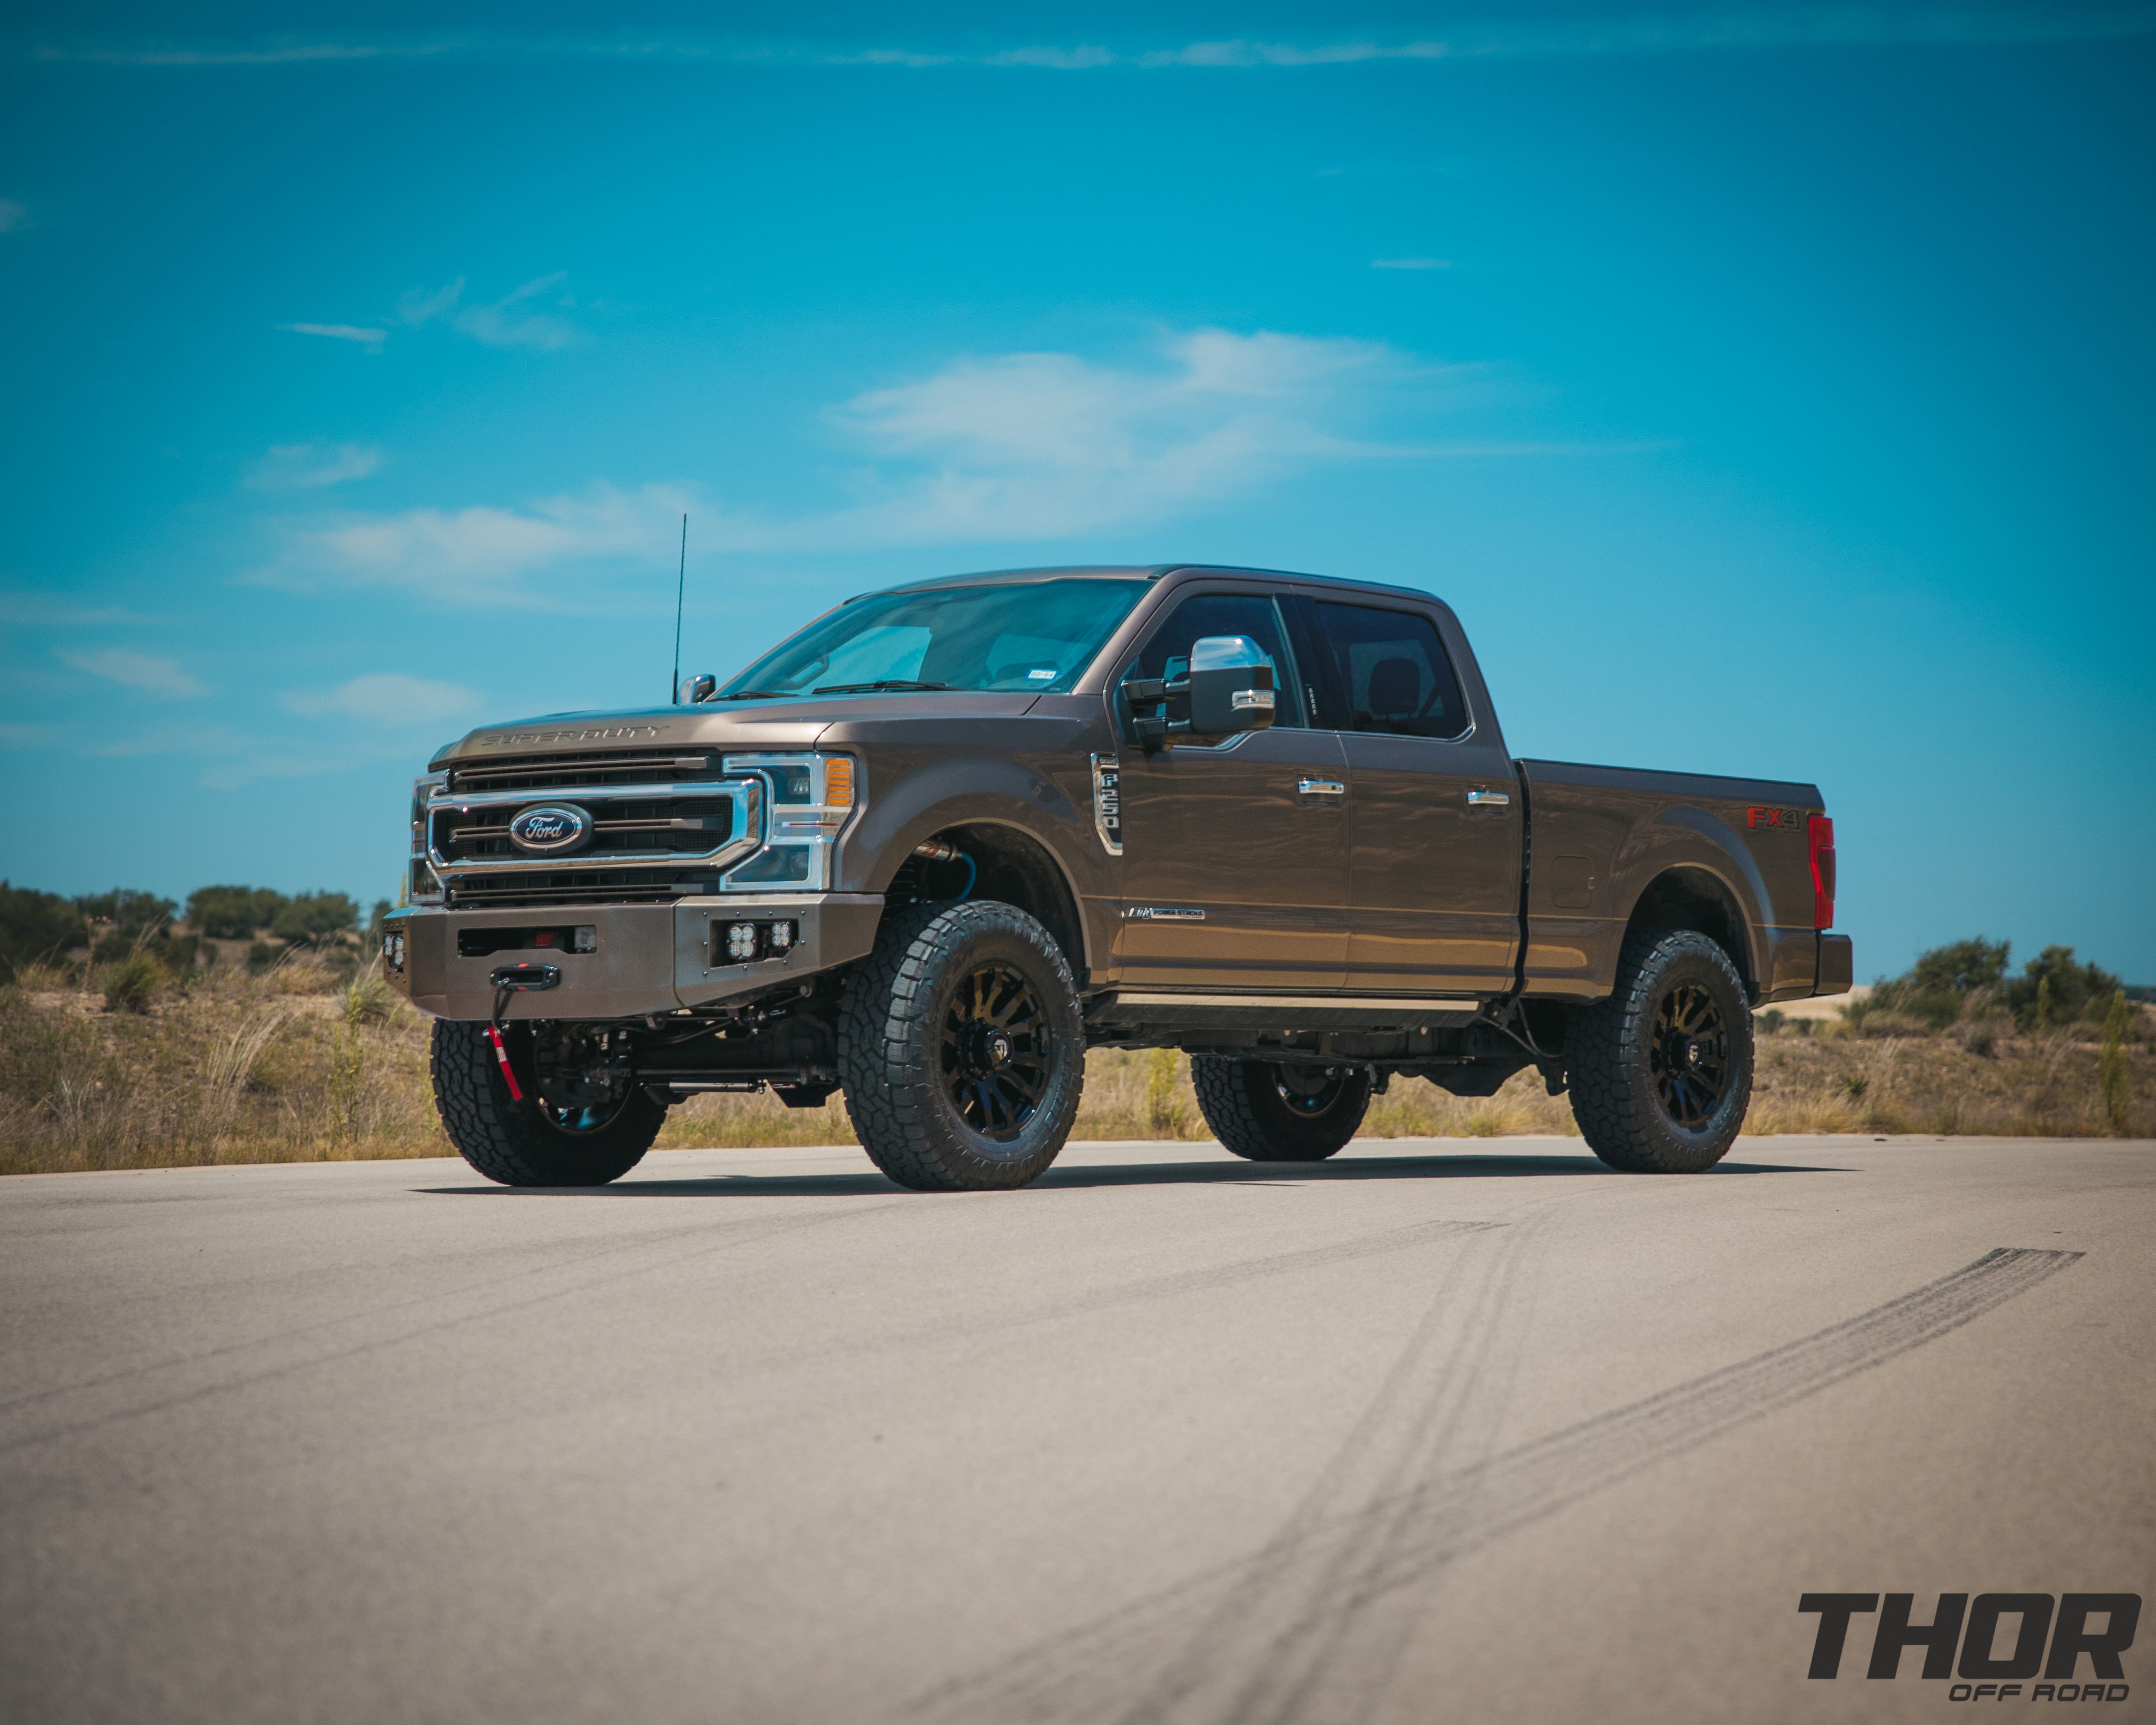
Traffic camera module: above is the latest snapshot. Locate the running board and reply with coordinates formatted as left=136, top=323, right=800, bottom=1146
left=1090, top=992, right=1484, bottom=1031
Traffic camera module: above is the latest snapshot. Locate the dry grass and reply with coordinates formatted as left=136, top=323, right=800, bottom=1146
left=2, top=963, right=2147, bottom=1177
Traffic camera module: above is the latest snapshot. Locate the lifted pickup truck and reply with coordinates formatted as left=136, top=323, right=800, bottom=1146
left=384, top=564, right=1851, bottom=1190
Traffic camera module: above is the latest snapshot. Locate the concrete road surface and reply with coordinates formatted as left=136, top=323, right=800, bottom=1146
left=3, top=1135, right=2150, bottom=1725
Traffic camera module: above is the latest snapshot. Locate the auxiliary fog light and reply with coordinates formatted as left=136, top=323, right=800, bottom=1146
left=769, top=921, right=797, bottom=952
left=382, top=932, right=406, bottom=974
left=725, top=922, right=759, bottom=962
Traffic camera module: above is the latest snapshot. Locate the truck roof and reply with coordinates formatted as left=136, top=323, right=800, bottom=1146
left=866, top=563, right=1443, bottom=605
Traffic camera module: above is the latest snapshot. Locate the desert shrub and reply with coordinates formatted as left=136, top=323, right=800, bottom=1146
left=186, top=885, right=290, bottom=940
left=0, top=881, right=89, bottom=981
left=1756, top=1009, right=1786, bottom=1036
left=100, top=951, right=165, bottom=1013
left=1143, top=1048, right=1189, bottom=1135
left=246, top=941, right=280, bottom=974
left=272, top=892, right=360, bottom=947
left=2008, top=946, right=2122, bottom=1029
left=1911, top=937, right=2011, bottom=996
left=1955, top=1019, right=2000, bottom=1059
left=2100, top=990, right=2132, bottom=1133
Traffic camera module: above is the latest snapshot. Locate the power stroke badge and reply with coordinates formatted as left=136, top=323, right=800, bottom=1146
left=1800, top=1592, right=2139, bottom=1701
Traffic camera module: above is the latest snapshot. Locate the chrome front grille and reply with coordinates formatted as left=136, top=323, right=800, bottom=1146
left=427, top=750, right=764, bottom=908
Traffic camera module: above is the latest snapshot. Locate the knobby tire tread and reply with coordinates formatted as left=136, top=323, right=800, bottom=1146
left=1191, top=1056, right=1371, bottom=1161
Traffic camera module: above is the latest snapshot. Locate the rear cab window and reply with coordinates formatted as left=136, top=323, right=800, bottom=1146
left=1301, top=600, right=1470, bottom=740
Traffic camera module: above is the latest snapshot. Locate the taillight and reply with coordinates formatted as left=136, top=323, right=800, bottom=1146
left=1808, top=815, right=1836, bottom=930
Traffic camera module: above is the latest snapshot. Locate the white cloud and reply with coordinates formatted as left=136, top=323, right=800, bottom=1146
left=252, top=325, right=1649, bottom=600
left=255, top=481, right=695, bottom=598
left=454, top=273, right=574, bottom=350
left=248, top=442, right=383, bottom=490
left=282, top=673, right=481, bottom=726
left=0, top=721, right=62, bottom=748
left=398, top=279, right=463, bottom=324
left=1373, top=257, right=1451, bottom=270
left=0, top=200, right=26, bottom=234
left=278, top=322, right=387, bottom=349
left=56, top=647, right=204, bottom=697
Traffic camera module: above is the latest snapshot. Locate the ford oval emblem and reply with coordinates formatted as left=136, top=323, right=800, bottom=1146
left=507, top=803, right=592, bottom=855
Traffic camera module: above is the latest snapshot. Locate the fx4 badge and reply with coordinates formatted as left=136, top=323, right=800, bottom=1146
left=1747, top=805, right=1805, bottom=831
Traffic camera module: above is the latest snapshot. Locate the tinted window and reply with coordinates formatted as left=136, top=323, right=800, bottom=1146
left=1126, top=594, right=1304, bottom=727
left=1309, top=602, right=1469, bottom=739
left=721, top=578, right=1149, bottom=697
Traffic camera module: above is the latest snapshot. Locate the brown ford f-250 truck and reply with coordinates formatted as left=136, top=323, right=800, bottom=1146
left=383, top=564, right=1851, bottom=1190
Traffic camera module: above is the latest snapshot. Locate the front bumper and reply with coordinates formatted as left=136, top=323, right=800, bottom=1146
left=383, top=895, right=884, bottom=1021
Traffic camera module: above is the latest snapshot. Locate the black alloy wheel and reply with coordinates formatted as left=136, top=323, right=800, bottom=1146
left=1274, top=1064, right=1359, bottom=1120
left=1191, top=1056, right=1373, bottom=1161
left=838, top=899, right=1086, bottom=1191
left=1648, top=981, right=1730, bottom=1129
left=1565, top=928, right=1754, bottom=1173
left=939, top=963, right=1050, bottom=1139
left=430, top=1019, right=665, bottom=1187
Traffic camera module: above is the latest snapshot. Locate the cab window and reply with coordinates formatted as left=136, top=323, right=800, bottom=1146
left=1125, top=594, right=1305, bottom=728
left=1307, top=601, right=1469, bottom=740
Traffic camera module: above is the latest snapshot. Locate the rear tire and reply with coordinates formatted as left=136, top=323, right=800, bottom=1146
left=837, top=901, right=1086, bottom=1192
left=1191, top=1057, right=1371, bottom=1161
left=430, top=1020, right=663, bottom=1187
left=1565, top=929, right=1753, bottom=1173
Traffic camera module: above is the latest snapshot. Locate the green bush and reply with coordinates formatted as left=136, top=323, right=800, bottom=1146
left=271, top=892, right=359, bottom=947
left=100, top=950, right=164, bottom=1013
left=2099, top=990, right=2132, bottom=1132
left=1911, top=937, right=2010, bottom=996
left=0, top=881, right=88, bottom=981
left=246, top=941, right=280, bottom=974
left=2007, top=946, right=2121, bottom=1029
left=186, top=885, right=291, bottom=941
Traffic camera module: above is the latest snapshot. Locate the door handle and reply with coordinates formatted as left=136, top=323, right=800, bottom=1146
left=1298, top=778, right=1347, bottom=798
left=1466, top=789, right=1511, bottom=806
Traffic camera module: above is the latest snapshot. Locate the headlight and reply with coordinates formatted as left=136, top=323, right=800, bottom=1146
left=409, top=771, right=446, bottom=903
left=721, top=753, right=858, bottom=891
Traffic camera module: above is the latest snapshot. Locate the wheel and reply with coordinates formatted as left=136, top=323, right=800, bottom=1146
left=1565, top=928, right=1754, bottom=1172
left=430, top=1019, right=664, bottom=1187
left=837, top=901, right=1086, bottom=1191
left=1191, top=1057, right=1372, bottom=1161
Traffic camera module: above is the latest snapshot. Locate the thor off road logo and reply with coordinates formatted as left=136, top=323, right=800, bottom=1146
left=1800, top=1592, right=2139, bottom=1702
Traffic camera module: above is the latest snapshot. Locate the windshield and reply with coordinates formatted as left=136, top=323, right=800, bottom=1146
left=719, top=578, right=1150, bottom=698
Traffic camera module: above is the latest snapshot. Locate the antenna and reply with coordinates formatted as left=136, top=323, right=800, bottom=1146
left=670, top=513, right=687, bottom=705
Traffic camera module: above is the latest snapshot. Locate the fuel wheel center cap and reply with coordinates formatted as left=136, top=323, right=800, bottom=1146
left=988, top=1032, right=1012, bottom=1066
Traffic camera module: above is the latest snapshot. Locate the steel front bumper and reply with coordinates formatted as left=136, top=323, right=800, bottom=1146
left=382, top=895, right=884, bottom=1021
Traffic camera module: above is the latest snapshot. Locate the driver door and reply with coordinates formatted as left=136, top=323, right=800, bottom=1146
left=1109, top=591, right=1351, bottom=991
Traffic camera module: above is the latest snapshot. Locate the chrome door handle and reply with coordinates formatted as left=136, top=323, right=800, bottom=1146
left=1466, top=789, right=1511, bottom=806
left=1298, top=778, right=1347, bottom=798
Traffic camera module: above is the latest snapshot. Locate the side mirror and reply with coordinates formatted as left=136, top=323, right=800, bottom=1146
left=679, top=671, right=717, bottom=704
left=1186, top=636, right=1276, bottom=739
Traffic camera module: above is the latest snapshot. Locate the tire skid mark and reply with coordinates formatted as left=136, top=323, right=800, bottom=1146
left=1129, top=1208, right=1548, bottom=1725
left=922, top=1246, right=2082, bottom=1725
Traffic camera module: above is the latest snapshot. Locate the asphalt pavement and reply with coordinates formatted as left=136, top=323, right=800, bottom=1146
left=2, top=1133, right=2150, bottom=1725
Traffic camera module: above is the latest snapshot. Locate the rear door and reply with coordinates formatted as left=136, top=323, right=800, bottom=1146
left=1110, top=589, right=1350, bottom=990
left=1296, top=596, right=1522, bottom=995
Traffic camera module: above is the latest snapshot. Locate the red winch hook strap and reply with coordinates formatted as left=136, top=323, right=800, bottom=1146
left=485, top=1023, right=525, bottom=1101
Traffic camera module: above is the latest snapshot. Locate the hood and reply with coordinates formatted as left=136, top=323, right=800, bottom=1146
left=430, top=692, right=1045, bottom=767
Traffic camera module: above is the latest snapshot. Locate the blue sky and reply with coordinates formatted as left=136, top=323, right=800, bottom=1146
left=3, top=2, right=2152, bottom=979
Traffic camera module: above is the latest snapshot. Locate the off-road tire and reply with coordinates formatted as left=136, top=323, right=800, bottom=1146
left=1565, top=929, right=1754, bottom=1173
left=1191, top=1057, right=1372, bottom=1161
left=430, top=1020, right=664, bottom=1187
left=837, top=901, right=1086, bottom=1192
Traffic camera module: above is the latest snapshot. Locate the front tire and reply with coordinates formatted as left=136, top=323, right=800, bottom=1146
left=1191, top=1057, right=1372, bottom=1161
left=837, top=901, right=1086, bottom=1191
left=430, top=1020, right=664, bottom=1187
left=1565, top=929, right=1754, bottom=1172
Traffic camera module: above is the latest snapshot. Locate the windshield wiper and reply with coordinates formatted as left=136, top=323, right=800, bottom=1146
left=708, top=689, right=785, bottom=701
left=811, top=679, right=953, bottom=694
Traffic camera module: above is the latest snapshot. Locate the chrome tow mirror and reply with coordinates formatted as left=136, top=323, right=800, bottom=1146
left=679, top=671, right=717, bottom=704
left=1186, top=635, right=1276, bottom=739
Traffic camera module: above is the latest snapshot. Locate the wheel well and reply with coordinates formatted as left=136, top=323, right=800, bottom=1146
left=890, top=822, right=1087, bottom=976
left=1624, top=868, right=1757, bottom=1001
